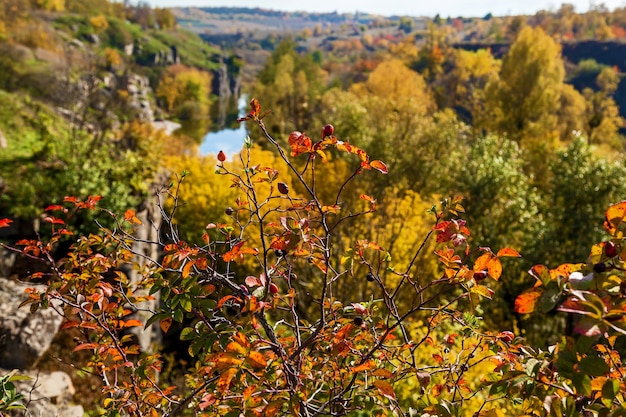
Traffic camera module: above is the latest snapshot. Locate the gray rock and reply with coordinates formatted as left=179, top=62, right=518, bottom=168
left=124, top=42, right=134, bottom=56
left=0, top=278, right=63, bottom=369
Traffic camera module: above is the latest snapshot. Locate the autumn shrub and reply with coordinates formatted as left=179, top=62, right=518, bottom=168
left=4, top=99, right=626, bottom=417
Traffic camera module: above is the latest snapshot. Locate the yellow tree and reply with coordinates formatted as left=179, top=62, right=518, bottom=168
left=584, top=67, right=624, bottom=146
left=156, top=64, right=213, bottom=114
left=483, top=26, right=565, bottom=142
left=443, top=48, right=500, bottom=126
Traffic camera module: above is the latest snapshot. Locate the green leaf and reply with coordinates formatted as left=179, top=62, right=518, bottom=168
left=572, top=372, right=591, bottom=396
left=180, top=295, right=193, bottom=312
left=180, top=327, right=196, bottom=341
left=602, top=378, right=619, bottom=402
left=540, top=287, right=562, bottom=313
left=577, top=355, right=609, bottom=377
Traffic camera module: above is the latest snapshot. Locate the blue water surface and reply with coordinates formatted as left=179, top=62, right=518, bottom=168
left=199, top=96, right=248, bottom=158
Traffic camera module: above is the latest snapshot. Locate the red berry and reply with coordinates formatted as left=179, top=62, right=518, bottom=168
left=277, top=182, right=289, bottom=195
left=269, top=282, right=279, bottom=295
left=217, top=150, right=226, bottom=162
left=605, top=241, right=619, bottom=258
left=473, top=270, right=488, bottom=281
left=322, top=124, right=334, bottom=138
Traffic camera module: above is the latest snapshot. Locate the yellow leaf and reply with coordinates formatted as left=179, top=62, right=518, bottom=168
left=322, top=205, right=341, bottom=214
left=226, top=341, right=245, bottom=354
left=480, top=409, right=506, bottom=417
left=604, top=201, right=626, bottom=236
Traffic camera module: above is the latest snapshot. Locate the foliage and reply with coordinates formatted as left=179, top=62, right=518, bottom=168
left=0, top=371, right=29, bottom=414
left=252, top=39, right=328, bottom=137
left=483, top=26, right=565, bottom=141
left=1, top=100, right=529, bottom=416
left=156, top=64, right=213, bottom=115
left=505, top=200, right=626, bottom=415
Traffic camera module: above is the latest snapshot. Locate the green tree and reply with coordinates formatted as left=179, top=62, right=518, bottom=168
left=252, top=38, right=327, bottom=137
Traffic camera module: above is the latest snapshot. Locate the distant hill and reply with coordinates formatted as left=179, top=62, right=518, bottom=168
left=172, top=6, right=403, bottom=37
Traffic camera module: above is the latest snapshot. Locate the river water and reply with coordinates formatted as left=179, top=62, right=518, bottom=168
left=199, top=95, right=248, bottom=158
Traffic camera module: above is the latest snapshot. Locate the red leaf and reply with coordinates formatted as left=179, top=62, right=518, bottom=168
left=44, top=205, right=65, bottom=212
left=43, top=216, right=65, bottom=225
left=370, top=160, right=388, bottom=174
left=0, top=218, right=12, bottom=228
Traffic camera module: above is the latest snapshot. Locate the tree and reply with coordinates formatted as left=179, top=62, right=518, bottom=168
left=156, top=64, right=213, bottom=116
left=252, top=39, right=327, bottom=138
left=583, top=67, right=624, bottom=146
left=483, top=26, right=565, bottom=142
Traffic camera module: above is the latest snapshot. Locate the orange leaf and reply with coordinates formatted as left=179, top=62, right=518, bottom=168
left=514, top=289, right=542, bottom=314
left=122, top=319, right=143, bottom=328
left=496, top=247, right=521, bottom=258
left=352, top=360, right=376, bottom=373
left=124, top=209, right=142, bottom=225
left=373, top=369, right=394, bottom=379
left=250, top=98, right=261, bottom=117
left=474, top=252, right=492, bottom=272
left=370, top=160, right=388, bottom=174
left=487, top=257, right=503, bottom=280
left=226, top=341, right=246, bottom=355
left=60, top=320, right=81, bottom=330
left=217, top=368, right=238, bottom=394
left=160, top=318, right=172, bottom=333
left=246, top=351, right=267, bottom=370
left=550, top=263, right=583, bottom=280
left=182, top=261, right=194, bottom=279
left=73, top=343, right=98, bottom=352
left=217, top=295, right=238, bottom=308
left=604, top=201, right=626, bottom=236
left=373, top=380, right=396, bottom=401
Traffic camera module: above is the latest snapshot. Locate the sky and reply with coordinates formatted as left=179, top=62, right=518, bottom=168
left=145, top=0, right=626, bottom=18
